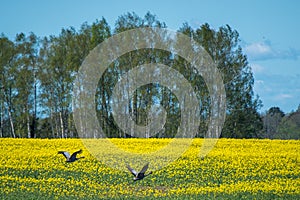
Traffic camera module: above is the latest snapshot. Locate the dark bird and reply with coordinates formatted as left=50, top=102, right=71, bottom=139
left=58, top=149, right=84, bottom=162
left=127, top=163, right=152, bottom=181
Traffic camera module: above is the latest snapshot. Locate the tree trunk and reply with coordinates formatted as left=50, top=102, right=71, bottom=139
left=8, top=109, right=15, bottom=138
left=60, top=111, right=64, bottom=138
left=0, top=100, right=3, bottom=137
left=27, top=105, right=31, bottom=138
left=32, top=75, right=37, bottom=138
left=50, top=109, right=55, bottom=138
left=2, top=87, right=15, bottom=138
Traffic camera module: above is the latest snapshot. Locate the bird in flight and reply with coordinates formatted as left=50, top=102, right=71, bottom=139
left=58, top=149, right=84, bottom=162
left=127, top=162, right=152, bottom=181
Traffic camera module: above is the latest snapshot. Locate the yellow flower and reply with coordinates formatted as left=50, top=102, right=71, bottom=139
left=0, top=138, right=299, bottom=198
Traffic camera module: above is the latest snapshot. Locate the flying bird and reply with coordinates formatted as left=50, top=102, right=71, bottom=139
left=127, top=163, right=152, bottom=181
left=58, top=149, right=84, bottom=162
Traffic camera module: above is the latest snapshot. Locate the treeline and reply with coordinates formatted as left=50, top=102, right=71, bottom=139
left=261, top=106, right=300, bottom=139
left=0, top=12, right=298, bottom=139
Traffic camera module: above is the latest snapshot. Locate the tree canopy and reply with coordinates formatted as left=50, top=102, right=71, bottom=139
left=0, top=12, right=297, bottom=139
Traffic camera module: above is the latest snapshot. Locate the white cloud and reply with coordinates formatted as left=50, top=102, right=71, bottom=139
left=253, top=73, right=300, bottom=112
left=255, top=80, right=264, bottom=84
left=246, top=42, right=272, bottom=55
left=244, top=40, right=299, bottom=61
left=275, top=94, right=293, bottom=100
left=244, top=41, right=273, bottom=61
left=250, top=63, right=264, bottom=73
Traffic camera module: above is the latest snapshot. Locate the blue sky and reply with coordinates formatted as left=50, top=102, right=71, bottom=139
left=1, top=0, right=299, bottom=113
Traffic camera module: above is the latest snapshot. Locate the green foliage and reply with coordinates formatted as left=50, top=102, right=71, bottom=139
left=0, top=33, right=39, bottom=138
left=276, top=107, right=300, bottom=139
left=0, top=12, right=272, bottom=138
left=181, top=23, right=263, bottom=138
left=262, top=107, right=285, bottom=138
left=0, top=35, right=16, bottom=137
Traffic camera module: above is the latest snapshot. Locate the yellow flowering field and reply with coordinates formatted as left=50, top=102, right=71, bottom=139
left=0, top=138, right=299, bottom=199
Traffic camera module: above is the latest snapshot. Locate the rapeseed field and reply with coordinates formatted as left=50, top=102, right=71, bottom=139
left=0, top=138, right=299, bottom=199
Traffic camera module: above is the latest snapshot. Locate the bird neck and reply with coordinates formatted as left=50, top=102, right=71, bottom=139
left=145, top=171, right=152, bottom=176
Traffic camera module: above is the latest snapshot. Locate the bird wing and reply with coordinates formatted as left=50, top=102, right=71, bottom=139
left=126, top=165, right=137, bottom=176
left=58, top=151, right=70, bottom=159
left=139, top=163, right=149, bottom=174
left=70, top=149, right=82, bottom=160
